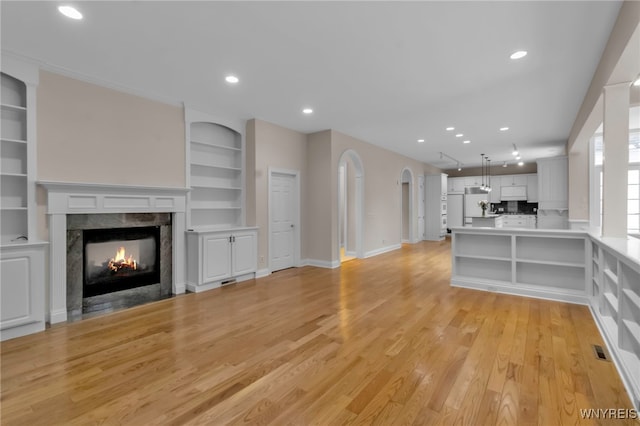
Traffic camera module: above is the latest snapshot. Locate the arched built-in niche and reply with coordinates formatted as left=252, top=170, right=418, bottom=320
left=337, top=149, right=364, bottom=261
left=400, top=167, right=414, bottom=243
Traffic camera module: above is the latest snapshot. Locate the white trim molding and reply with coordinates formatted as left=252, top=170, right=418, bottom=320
left=364, top=243, right=402, bottom=259
left=302, top=259, right=341, bottom=269
left=38, top=181, right=189, bottom=323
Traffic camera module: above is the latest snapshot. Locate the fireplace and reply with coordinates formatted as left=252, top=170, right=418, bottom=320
left=66, top=213, right=173, bottom=320
left=83, top=226, right=161, bottom=297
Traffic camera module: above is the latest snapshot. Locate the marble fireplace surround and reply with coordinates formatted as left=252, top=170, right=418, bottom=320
left=38, top=181, right=188, bottom=324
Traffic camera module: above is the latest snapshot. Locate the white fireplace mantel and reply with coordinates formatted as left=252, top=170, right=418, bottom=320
left=38, top=181, right=189, bottom=324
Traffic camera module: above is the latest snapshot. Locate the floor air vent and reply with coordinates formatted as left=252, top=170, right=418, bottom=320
left=592, top=344, right=610, bottom=361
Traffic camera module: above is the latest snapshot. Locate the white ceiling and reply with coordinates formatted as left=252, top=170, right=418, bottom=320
left=0, top=1, right=624, bottom=169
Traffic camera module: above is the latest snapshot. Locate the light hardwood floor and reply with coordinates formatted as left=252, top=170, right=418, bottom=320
left=1, top=240, right=637, bottom=425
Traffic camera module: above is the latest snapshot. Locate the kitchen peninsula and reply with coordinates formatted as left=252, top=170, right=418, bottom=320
left=471, top=214, right=503, bottom=228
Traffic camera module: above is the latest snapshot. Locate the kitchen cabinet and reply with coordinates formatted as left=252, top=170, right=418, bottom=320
left=186, top=227, right=257, bottom=292
left=447, top=177, right=465, bottom=193
left=502, top=174, right=528, bottom=186
left=537, top=157, right=568, bottom=209
left=501, top=215, right=536, bottom=229
left=425, top=174, right=447, bottom=240
left=464, top=176, right=482, bottom=187
left=527, top=174, right=538, bottom=202
left=489, top=176, right=501, bottom=203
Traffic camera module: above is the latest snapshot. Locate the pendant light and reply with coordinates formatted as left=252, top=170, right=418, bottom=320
left=486, top=158, right=492, bottom=192
left=480, top=154, right=485, bottom=190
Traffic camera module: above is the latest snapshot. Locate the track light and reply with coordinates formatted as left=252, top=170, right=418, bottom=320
left=512, top=144, right=519, bottom=156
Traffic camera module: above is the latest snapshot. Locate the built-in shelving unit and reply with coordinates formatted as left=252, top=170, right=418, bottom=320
left=451, top=228, right=587, bottom=304
left=588, top=236, right=640, bottom=410
left=1, top=72, right=31, bottom=244
left=186, top=113, right=244, bottom=230
left=1, top=57, right=47, bottom=341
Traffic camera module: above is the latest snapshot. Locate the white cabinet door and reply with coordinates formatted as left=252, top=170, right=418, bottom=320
left=537, top=157, right=568, bottom=209
left=441, top=174, right=448, bottom=196
left=464, top=176, right=481, bottom=187
left=489, top=176, right=501, bottom=202
left=203, top=234, right=232, bottom=282
left=527, top=174, right=538, bottom=202
left=232, top=231, right=257, bottom=276
left=452, top=178, right=466, bottom=192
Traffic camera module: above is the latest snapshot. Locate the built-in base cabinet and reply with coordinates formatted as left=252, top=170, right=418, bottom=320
left=0, top=243, right=47, bottom=341
left=186, top=227, right=257, bottom=292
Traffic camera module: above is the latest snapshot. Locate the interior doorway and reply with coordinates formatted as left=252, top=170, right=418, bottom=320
left=338, top=150, right=364, bottom=262
left=269, top=169, right=300, bottom=272
left=400, top=168, right=414, bottom=243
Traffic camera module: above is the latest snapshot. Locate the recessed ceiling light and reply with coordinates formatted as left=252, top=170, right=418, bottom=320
left=417, top=139, right=425, bottom=143
left=302, top=108, right=313, bottom=114
left=500, top=127, right=509, bottom=131
left=58, top=5, right=82, bottom=20
left=446, top=127, right=455, bottom=131
left=225, top=75, right=239, bottom=84
left=463, top=140, right=471, bottom=144
left=518, top=161, right=524, bottom=166
left=510, top=50, right=527, bottom=60
left=455, top=133, right=463, bottom=138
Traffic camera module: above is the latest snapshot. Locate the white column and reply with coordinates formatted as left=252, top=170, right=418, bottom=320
left=172, top=212, right=186, bottom=294
left=48, top=214, right=67, bottom=323
left=602, top=82, right=630, bottom=238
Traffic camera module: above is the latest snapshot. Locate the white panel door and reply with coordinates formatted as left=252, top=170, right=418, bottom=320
left=270, top=172, right=297, bottom=272
left=203, top=234, right=231, bottom=282
left=232, top=231, right=257, bottom=276
left=418, top=175, right=425, bottom=239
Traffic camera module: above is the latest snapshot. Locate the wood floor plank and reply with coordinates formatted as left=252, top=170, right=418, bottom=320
left=1, top=240, right=636, bottom=425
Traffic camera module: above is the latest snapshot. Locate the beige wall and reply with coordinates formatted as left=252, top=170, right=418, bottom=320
left=249, top=119, right=309, bottom=271
left=567, top=1, right=640, bottom=222
left=37, top=71, right=185, bottom=186
left=35, top=71, right=185, bottom=239
left=306, top=131, right=334, bottom=262
left=330, top=130, right=440, bottom=261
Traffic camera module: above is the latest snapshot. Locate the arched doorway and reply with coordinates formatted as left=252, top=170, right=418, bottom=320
left=338, top=150, right=364, bottom=262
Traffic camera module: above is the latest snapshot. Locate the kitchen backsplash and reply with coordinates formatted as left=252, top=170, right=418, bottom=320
left=491, top=201, right=539, bottom=214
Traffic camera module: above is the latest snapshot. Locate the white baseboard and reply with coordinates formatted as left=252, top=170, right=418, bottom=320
left=345, top=250, right=357, bottom=257
left=364, top=243, right=401, bottom=259
left=589, top=305, right=640, bottom=410
left=186, top=281, right=221, bottom=293
left=49, top=309, right=68, bottom=324
left=255, top=268, right=271, bottom=279
left=0, top=321, right=45, bottom=342
left=302, top=259, right=341, bottom=269
left=450, top=277, right=590, bottom=306
left=172, top=283, right=186, bottom=295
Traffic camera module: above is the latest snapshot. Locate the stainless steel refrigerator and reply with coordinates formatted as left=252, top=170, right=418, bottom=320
left=464, top=188, right=490, bottom=225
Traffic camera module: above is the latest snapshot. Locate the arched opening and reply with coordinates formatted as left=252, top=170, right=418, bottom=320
left=400, top=168, right=414, bottom=243
left=338, top=150, right=364, bottom=262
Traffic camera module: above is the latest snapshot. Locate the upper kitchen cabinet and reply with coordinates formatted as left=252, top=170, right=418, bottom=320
left=489, top=176, right=501, bottom=203
left=447, top=177, right=465, bottom=193
left=501, top=174, right=528, bottom=186
left=537, top=156, right=568, bottom=209
left=527, top=174, right=539, bottom=202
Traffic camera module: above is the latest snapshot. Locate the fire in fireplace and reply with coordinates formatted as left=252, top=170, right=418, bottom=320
left=83, top=226, right=161, bottom=297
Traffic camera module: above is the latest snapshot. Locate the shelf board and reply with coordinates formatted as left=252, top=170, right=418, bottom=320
left=191, top=206, right=241, bottom=211
left=454, top=254, right=511, bottom=262
left=603, top=292, right=618, bottom=313
left=622, top=288, right=640, bottom=313
left=0, top=137, right=27, bottom=144
left=621, top=320, right=640, bottom=346
left=515, top=258, right=584, bottom=268
left=190, top=161, right=241, bottom=171
left=0, top=206, right=28, bottom=211
left=592, top=278, right=600, bottom=287
left=191, top=140, right=241, bottom=151
left=191, top=185, right=242, bottom=191
left=0, top=172, right=27, bottom=178
left=603, top=268, right=619, bottom=285
left=1, top=103, right=27, bottom=113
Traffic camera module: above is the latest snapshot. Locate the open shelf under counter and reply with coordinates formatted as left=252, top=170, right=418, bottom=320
left=451, top=227, right=590, bottom=303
